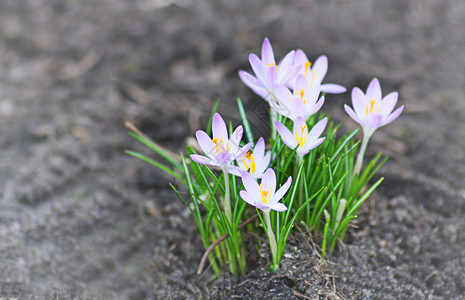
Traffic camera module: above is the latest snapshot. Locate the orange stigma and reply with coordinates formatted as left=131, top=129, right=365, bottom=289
left=304, top=61, right=316, bottom=88
left=260, top=184, right=271, bottom=204
left=212, top=137, right=228, bottom=153
left=242, top=151, right=256, bottom=174
left=295, top=125, right=308, bottom=148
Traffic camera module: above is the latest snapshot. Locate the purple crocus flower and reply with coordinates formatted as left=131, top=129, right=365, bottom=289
left=239, top=168, right=291, bottom=212
left=229, top=137, right=271, bottom=179
left=271, top=74, right=325, bottom=121
left=344, top=78, right=404, bottom=136
left=239, top=37, right=300, bottom=101
left=275, top=117, right=327, bottom=156
left=190, top=113, right=252, bottom=168
left=290, top=50, right=346, bottom=94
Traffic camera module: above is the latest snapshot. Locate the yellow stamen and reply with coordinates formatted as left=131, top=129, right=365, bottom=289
left=304, top=61, right=316, bottom=88
left=212, top=137, right=228, bottom=154
left=366, top=99, right=376, bottom=115
left=267, top=62, right=278, bottom=72
left=242, top=151, right=256, bottom=174
left=293, top=89, right=306, bottom=104
left=304, top=61, right=312, bottom=77
left=260, top=184, right=271, bottom=205
left=294, top=125, right=308, bottom=148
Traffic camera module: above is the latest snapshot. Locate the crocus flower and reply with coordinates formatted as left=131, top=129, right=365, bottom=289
left=275, top=117, right=327, bottom=156
left=239, top=37, right=300, bottom=101
left=290, top=50, right=346, bottom=94
left=190, top=113, right=252, bottom=168
left=271, top=74, right=325, bottom=121
left=345, top=78, right=404, bottom=175
left=344, top=78, right=404, bottom=136
left=239, top=168, right=291, bottom=212
left=229, top=137, right=271, bottom=178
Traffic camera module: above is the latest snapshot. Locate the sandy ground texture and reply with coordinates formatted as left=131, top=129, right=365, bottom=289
left=0, top=0, right=464, bottom=299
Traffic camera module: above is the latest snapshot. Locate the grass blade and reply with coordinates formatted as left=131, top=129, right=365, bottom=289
left=237, top=98, right=254, bottom=145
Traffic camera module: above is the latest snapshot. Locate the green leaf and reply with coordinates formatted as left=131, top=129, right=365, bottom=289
left=278, top=187, right=325, bottom=259
left=346, top=177, right=384, bottom=217
left=329, top=128, right=359, bottom=164
left=128, top=132, right=183, bottom=172
left=237, top=98, right=254, bottom=145
left=126, top=150, right=182, bottom=181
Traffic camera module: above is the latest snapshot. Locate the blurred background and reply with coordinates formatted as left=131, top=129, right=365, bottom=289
left=0, top=0, right=464, bottom=298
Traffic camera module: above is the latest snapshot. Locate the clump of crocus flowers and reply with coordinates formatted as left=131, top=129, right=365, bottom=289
left=127, top=37, right=403, bottom=276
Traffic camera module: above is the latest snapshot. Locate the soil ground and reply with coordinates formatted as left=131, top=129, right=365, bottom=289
left=0, top=0, right=464, bottom=299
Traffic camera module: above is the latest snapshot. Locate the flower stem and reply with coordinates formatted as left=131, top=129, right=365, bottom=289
left=353, top=129, right=373, bottom=176
left=270, top=107, right=277, bottom=141
left=296, top=154, right=304, bottom=205
left=222, top=168, right=232, bottom=224
left=263, top=210, right=278, bottom=270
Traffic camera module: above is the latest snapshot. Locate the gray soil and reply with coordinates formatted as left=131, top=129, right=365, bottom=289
left=0, top=0, right=464, bottom=299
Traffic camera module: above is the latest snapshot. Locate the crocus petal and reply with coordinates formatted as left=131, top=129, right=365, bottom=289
left=312, top=55, right=328, bottom=84
left=308, top=117, right=328, bottom=140
left=195, top=130, right=217, bottom=159
left=254, top=137, right=266, bottom=158
left=265, top=65, right=276, bottom=90
left=277, top=50, right=295, bottom=83
left=273, top=84, right=293, bottom=110
left=238, top=70, right=268, bottom=98
left=190, top=154, right=216, bottom=166
left=296, top=147, right=311, bottom=156
left=321, top=83, right=347, bottom=94
left=362, top=113, right=383, bottom=128
left=216, top=151, right=232, bottom=165
left=212, top=113, right=228, bottom=141
left=229, top=125, right=244, bottom=154
left=286, top=65, right=304, bottom=86
left=235, top=142, right=253, bottom=160
left=241, top=171, right=261, bottom=197
left=307, top=96, right=325, bottom=117
left=303, top=137, right=326, bottom=153
left=272, top=176, right=292, bottom=204
left=261, top=37, right=275, bottom=65
left=239, top=190, right=257, bottom=206
left=275, top=121, right=296, bottom=149
left=261, top=168, right=276, bottom=196
left=379, top=91, right=398, bottom=117
left=289, top=97, right=306, bottom=120
left=228, top=165, right=243, bottom=177
left=235, top=154, right=247, bottom=171
left=254, top=201, right=269, bottom=211
left=366, top=78, right=382, bottom=101
left=255, top=152, right=271, bottom=176
left=269, top=202, right=287, bottom=212
left=352, top=87, right=367, bottom=118
left=344, top=104, right=362, bottom=124
left=249, top=53, right=266, bottom=83
left=304, top=83, right=321, bottom=106
left=382, top=105, right=404, bottom=126
left=269, top=99, right=286, bottom=117
left=294, top=49, right=308, bottom=66
left=295, top=74, right=309, bottom=93
left=293, top=117, right=308, bottom=134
